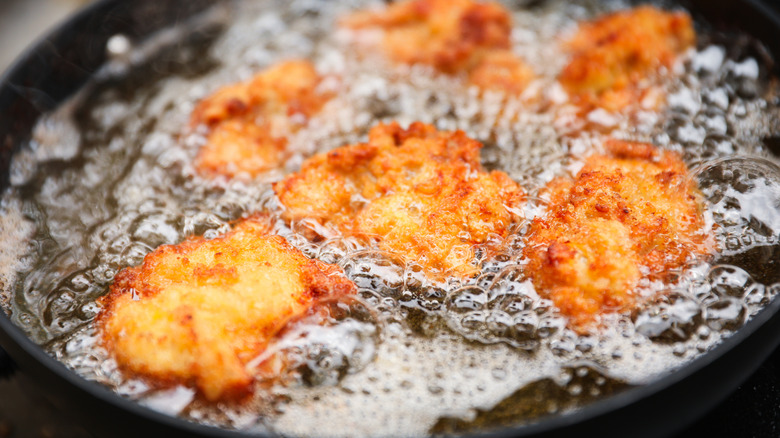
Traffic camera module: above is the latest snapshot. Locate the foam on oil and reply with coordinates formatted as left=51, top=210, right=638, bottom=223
left=1, top=0, right=780, bottom=436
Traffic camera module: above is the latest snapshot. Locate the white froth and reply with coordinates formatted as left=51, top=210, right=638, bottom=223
left=0, top=197, right=35, bottom=315
left=693, top=45, right=725, bottom=73
left=273, top=332, right=561, bottom=437
left=731, top=58, right=760, bottom=79
left=1, top=0, right=780, bottom=436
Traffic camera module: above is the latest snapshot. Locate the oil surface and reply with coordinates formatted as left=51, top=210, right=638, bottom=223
left=2, top=0, right=780, bottom=436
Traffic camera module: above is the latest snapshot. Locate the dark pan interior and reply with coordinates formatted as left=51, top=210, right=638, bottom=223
left=1, top=0, right=780, bottom=437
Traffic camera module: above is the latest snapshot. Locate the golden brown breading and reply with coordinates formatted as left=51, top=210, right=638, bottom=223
left=190, top=60, right=332, bottom=178
left=97, top=216, right=355, bottom=401
left=524, top=139, right=711, bottom=330
left=559, top=6, right=695, bottom=111
left=468, top=50, right=535, bottom=95
left=342, top=0, right=533, bottom=93
left=274, top=122, right=525, bottom=278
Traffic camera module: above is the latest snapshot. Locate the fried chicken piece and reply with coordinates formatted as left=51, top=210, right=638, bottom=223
left=342, top=0, right=533, bottom=93
left=97, top=216, right=355, bottom=401
left=524, top=139, right=711, bottom=330
left=342, top=0, right=511, bottom=73
left=560, top=6, right=695, bottom=111
left=274, top=122, right=524, bottom=278
left=190, top=60, right=332, bottom=178
left=469, top=50, right=535, bottom=95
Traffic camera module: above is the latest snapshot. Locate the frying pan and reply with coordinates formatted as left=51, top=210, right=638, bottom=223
left=1, top=0, right=779, bottom=437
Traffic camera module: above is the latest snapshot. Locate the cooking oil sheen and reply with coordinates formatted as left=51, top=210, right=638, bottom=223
left=1, top=0, right=780, bottom=436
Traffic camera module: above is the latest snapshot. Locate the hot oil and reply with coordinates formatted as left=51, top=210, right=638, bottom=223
left=1, top=0, right=780, bottom=436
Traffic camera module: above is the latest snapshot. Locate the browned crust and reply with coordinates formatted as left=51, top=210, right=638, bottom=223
left=524, top=139, right=713, bottom=331
left=342, top=0, right=533, bottom=93
left=190, top=60, right=333, bottom=178
left=274, top=121, right=525, bottom=278
left=97, top=214, right=356, bottom=401
left=469, top=50, right=535, bottom=95
left=559, top=6, right=695, bottom=112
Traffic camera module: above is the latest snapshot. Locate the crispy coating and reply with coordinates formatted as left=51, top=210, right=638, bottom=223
left=342, top=0, right=533, bottom=93
left=191, top=60, right=332, bottom=178
left=274, top=122, right=525, bottom=277
left=524, top=139, right=711, bottom=330
left=469, top=50, right=535, bottom=95
left=560, top=6, right=695, bottom=111
left=97, top=216, right=355, bottom=401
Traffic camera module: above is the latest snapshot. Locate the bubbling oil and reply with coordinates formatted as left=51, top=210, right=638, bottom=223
left=1, top=0, right=780, bottom=436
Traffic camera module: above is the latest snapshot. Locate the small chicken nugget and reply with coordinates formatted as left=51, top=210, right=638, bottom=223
left=191, top=60, right=332, bottom=178
left=524, top=139, right=711, bottom=330
left=343, top=0, right=532, bottom=93
left=469, top=50, right=535, bottom=95
left=274, top=122, right=524, bottom=277
left=97, top=216, right=355, bottom=401
left=343, top=0, right=510, bottom=73
left=560, top=6, right=695, bottom=111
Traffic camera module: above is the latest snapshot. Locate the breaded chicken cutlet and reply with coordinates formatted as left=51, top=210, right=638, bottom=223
left=342, top=0, right=534, bottom=93
left=97, top=216, right=355, bottom=401
left=560, top=6, right=695, bottom=112
left=274, top=122, right=525, bottom=278
left=191, top=60, right=333, bottom=178
left=524, top=139, right=712, bottom=330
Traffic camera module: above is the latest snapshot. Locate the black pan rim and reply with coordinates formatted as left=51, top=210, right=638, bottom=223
left=1, top=0, right=780, bottom=436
